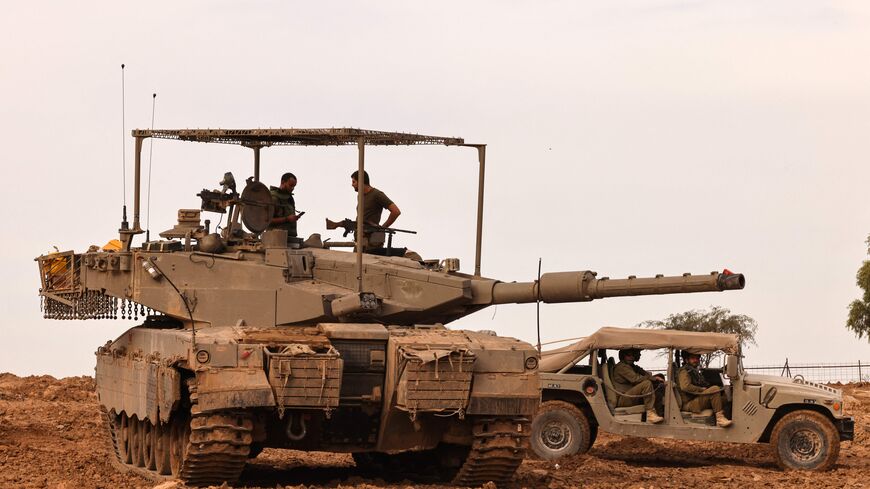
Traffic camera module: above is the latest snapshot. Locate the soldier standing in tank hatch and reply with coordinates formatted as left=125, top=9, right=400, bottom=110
left=351, top=170, right=400, bottom=249
left=269, top=172, right=302, bottom=238
left=677, top=351, right=733, bottom=427
left=351, top=170, right=401, bottom=228
left=612, top=348, right=665, bottom=424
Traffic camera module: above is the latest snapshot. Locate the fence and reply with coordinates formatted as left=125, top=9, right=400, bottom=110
left=742, top=360, right=869, bottom=384
left=649, top=360, right=869, bottom=384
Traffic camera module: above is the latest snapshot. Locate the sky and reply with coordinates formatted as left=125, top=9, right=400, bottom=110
left=1, top=1, right=869, bottom=377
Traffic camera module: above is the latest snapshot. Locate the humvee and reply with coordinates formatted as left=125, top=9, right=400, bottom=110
left=531, top=327, right=854, bottom=471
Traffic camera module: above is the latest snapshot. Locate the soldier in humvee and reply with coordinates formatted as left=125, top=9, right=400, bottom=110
left=612, top=348, right=664, bottom=424
left=677, top=351, right=733, bottom=427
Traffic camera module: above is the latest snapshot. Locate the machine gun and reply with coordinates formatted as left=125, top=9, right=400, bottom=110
left=194, top=173, right=275, bottom=238
left=326, top=219, right=417, bottom=256
left=326, top=218, right=416, bottom=237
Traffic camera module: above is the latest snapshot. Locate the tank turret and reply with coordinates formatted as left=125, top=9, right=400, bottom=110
left=36, top=244, right=743, bottom=326
left=35, top=128, right=746, bottom=487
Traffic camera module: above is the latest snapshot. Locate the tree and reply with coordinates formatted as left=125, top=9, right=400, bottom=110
left=847, top=235, right=870, bottom=340
left=637, top=306, right=757, bottom=368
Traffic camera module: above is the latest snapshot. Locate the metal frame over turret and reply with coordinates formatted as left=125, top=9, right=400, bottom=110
left=124, top=128, right=487, bottom=284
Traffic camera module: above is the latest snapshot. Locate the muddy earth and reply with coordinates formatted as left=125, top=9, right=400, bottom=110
left=0, top=373, right=868, bottom=489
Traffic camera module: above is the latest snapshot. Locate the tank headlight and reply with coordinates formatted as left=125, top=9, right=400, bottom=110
left=524, top=356, right=539, bottom=370
left=196, top=350, right=210, bottom=364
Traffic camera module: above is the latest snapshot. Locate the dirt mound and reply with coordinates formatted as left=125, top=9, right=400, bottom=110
left=0, top=373, right=868, bottom=489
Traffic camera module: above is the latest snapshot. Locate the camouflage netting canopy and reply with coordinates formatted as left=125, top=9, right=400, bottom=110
left=132, top=128, right=465, bottom=147
left=539, top=326, right=740, bottom=373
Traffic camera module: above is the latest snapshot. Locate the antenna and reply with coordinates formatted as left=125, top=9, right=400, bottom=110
left=120, top=63, right=128, bottom=230
left=536, top=257, right=542, bottom=353
left=146, top=93, right=157, bottom=242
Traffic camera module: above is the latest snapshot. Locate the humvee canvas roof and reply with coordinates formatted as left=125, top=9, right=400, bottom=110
left=132, top=128, right=464, bottom=147
left=539, top=326, right=740, bottom=373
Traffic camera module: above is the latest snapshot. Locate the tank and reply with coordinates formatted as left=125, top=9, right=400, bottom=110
left=35, top=128, right=745, bottom=487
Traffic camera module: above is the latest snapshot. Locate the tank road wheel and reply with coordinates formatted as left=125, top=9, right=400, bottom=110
left=154, top=421, right=172, bottom=475
left=530, top=401, right=592, bottom=460
left=118, top=413, right=132, bottom=464
left=141, top=419, right=156, bottom=470
left=771, top=410, right=840, bottom=471
left=130, top=416, right=145, bottom=467
left=169, top=414, right=190, bottom=477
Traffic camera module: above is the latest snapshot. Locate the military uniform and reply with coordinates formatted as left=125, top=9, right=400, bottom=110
left=612, top=361, right=656, bottom=411
left=357, top=187, right=394, bottom=249
left=269, top=186, right=297, bottom=238
left=359, top=187, right=394, bottom=226
left=677, top=364, right=724, bottom=413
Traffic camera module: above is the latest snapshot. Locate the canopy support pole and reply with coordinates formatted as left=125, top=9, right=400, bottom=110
left=253, top=146, right=261, bottom=182
left=133, top=136, right=143, bottom=232
left=474, top=145, right=486, bottom=276
left=120, top=136, right=146, bottom=251
left=356, top=138, right=366, bottom=293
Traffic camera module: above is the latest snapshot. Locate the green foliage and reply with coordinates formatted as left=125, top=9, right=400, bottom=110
left=846, top=234, right=870, bottom=340
left=638, top=306, right=757, bottom=368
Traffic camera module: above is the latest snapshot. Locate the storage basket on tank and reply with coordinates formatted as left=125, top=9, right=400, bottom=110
left=396, top=347, right=475, bottom=419
left=266, top=345, right=343, bottom=415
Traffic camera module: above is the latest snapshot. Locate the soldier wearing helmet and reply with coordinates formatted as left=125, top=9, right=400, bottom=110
left=612, top=348, right=664, bottom=424
left=677, top=351, right=733, bottom=427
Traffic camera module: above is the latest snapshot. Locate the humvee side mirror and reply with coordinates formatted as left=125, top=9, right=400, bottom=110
left=726, top=354, right=739, bottom=378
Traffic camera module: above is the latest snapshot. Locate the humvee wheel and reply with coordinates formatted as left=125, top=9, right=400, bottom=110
left=770, top=410, right=840, bottom=471
left=531, top=400, right=591, bottom=460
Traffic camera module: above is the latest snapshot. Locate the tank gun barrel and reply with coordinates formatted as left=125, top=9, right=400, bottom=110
left=489, top=271, right=744, bottom=305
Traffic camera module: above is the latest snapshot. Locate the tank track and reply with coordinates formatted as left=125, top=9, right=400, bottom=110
left=453, top=417, right=530, bottom=487
left=101, top=380, right=253, bottom=486
left=177, top=411, right=253, bottom=485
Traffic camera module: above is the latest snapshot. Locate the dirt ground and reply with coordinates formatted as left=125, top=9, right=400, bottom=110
left=0, top=373, right=868, bottom=489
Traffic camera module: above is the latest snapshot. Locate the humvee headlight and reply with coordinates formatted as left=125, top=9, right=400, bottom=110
left=196, top=350, right=210, bottom=364
left=833, top=402, right=842, bottom=412
left=581, top=378, right=598, bottom=396
left=524, top=356, right=539, bottom=370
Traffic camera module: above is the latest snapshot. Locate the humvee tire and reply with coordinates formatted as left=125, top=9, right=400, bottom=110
left=770, top=410, right=840, bottom=471
left=531, top=400, right=592, bottom=460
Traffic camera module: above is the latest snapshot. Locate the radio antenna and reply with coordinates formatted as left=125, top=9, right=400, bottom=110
left=536, top=257, right=542, bottom=353
left=145, top=93, right=157, bottom=242
left=120, top=63, right=128, bottom=230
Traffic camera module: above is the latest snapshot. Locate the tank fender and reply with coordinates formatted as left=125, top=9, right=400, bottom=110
left=195, top=367, right=276, bottom=412
left=467, top=372, right=540, bottom=416
left=95, top=353, right=181, bottom=424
